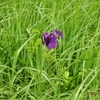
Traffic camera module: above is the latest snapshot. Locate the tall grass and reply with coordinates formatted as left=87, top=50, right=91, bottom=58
left=0, top=0, right=100, bottom=99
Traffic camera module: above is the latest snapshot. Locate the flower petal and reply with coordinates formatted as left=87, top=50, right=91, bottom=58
left=42, top=32, right=49, bottom=44
left=46, top=43, right=53, bottom=49
left=55, top=29, right=63, bottom=39
left=49, top=33, right=57, bottom=48
left=43, top=33, right=49, bottom=38
left=45, top=36, right=50, bottom=46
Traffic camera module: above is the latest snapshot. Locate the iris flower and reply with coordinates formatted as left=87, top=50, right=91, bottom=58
left=42, top=29, right=63, bottom=50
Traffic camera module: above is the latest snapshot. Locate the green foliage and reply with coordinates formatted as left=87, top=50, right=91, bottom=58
left=0, top=0, right=100, bottom=99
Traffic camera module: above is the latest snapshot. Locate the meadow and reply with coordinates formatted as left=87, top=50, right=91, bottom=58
left=0, top=0, right=100, bottom=100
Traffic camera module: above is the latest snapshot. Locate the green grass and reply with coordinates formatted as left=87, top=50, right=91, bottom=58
left=0, top=0, right=100, bottom=100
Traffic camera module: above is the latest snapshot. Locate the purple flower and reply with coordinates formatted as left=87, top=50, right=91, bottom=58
left=41, top=29, right=63, bottom=50
left=54, top=29, right=64, bottom=39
